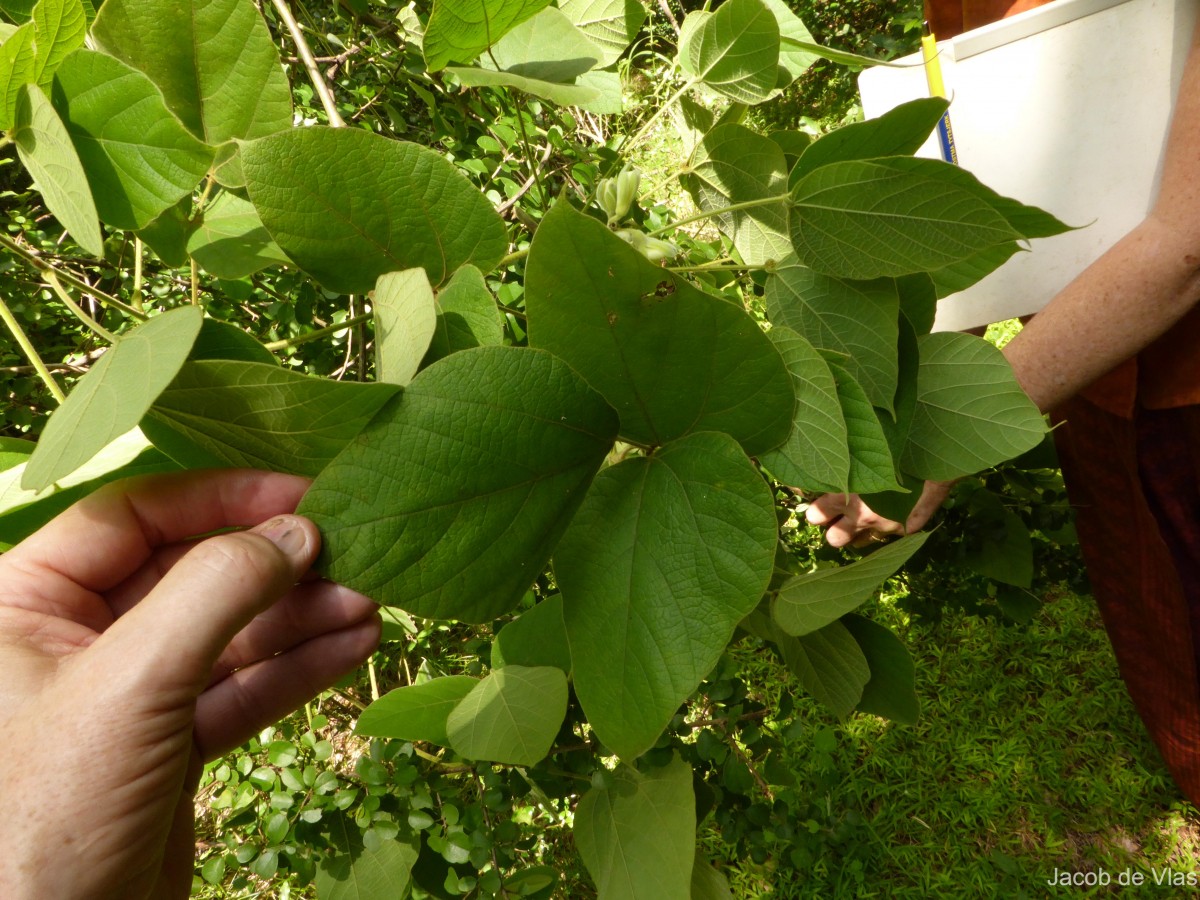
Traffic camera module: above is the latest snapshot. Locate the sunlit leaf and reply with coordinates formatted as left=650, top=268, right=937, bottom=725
left=423, top=0, right=552, bottom=70
left=678, top=0, right=780, bottom=104
left=356, top=676, right=478, bottom=744
left=373, top=268, right=436, bottom=386
left=446, top=665, right=568, bottom=766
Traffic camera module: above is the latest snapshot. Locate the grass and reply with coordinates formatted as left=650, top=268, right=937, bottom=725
left=711, top=586, right=1200, bottom=898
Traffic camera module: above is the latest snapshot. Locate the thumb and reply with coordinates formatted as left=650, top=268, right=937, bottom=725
left=94, top=515, right=320, bottom=693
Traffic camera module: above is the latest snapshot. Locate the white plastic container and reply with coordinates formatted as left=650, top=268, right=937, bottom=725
left=857, top=0, right=1198, bottom=331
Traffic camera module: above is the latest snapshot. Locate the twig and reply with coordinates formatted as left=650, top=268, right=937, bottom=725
left=261, top=311, right=374, bottom=352
left=270, top=0, right=346, bottom=127
left=496, top=142, right=554, bottom=215
left=44, top=271, right=117, bottom=343
left=0, top=233, right=146, bottom=320
left=656, top=0, right=681, bottom=36
left=0, top=293, right=65, bottom=403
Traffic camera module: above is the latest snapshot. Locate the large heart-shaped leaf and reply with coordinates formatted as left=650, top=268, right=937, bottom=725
left=526, top=200, right=793, bottom=455
left=355, top=676, right=478, bottom=744
left=557, top=431, right=777, bottom=760
left=789, top=159, right=1019, bottom=280
left=423, top=0, right=552, bottom=70
left=316, top=827, right=420, bottom=900
left=141, top=360, right=400, bottom=477
left=242, top=127, right=508, bottom=294
left=760, top=0, right=818, bottom=84
left=12, top=82, right=102, bottom=256
left=574, top=757, right=695, bottom=900
left=757, top=326, right=848, bottom=492
left=678, top=0, right=780, bottom=104
left=446, top=665, right=567, bottom=766
left=771, top=532, right=929, bottom=636
left=91, top=0, right=292, bottom=146
left=0, top=23, right=35, bottom=130
left=765, top=262, right=899, bottom=413
left=450, top=65, right=621, bottom=115
left=50, top=49, right=213, bottom=231
left=685, top=123, right=790, bottom=266
left=900, top=332, right=1046, bottom=481
left=299, top=346, right=618, bottom=622
left=22, top=306, right=202, bottom=490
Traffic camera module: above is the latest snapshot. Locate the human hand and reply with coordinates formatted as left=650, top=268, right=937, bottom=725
left=804, top=480, right=955, bottom=548
left=0, top=469, right=381, bottom=900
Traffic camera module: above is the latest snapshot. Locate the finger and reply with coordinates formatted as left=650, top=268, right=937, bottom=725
left=91, top=514, right=320, bottom=694
left=6, top=469, right=310, bottom=594
left=804, top=493, right=851, bottom=526
left=208, top=581, right=377, bottom=685
left=905, top=480, right=955, bottom=534
left=194, top=616, right=381, bottom=760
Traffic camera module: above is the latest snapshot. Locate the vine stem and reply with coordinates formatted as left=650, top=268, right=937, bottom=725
left=131, top=236, right=144, bottom=311
left=0, top=233, right=146, bottom=320
left=44, top=271, right=117, bottom=343
left=261, top=311, right=374, bottom=351
left=497, top=247, right=530, bottom=267
left=0, top=293, right=66, bottom=404
left=644, top=196, right=784, bottom=239
left=270, top=0, right=346, bottom=127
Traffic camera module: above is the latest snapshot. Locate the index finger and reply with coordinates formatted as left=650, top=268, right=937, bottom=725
left=5, top=469, right=311, bottom=593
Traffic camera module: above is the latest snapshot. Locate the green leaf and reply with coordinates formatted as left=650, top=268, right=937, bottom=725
left=423, top=264, right=503, bottom=366
left=765, top=263, right=899, bottom=413
left=137, top=197, right=190, bottom=266
left=757, top=326, right=848, bottom=492
left=684, top=123, right=789, bottom=266
left=29, top=0, right=86, bottom=87
left=373, top=269, right=436, bottom=386
left=678, top=0, right=780, bottom=104
left=557, top=431, right=777, bottom=760
left=900, top=332, right=1046, bottom=481
left=780, top=620, right=870, bottom=717
left=960, top=488, right=1034, bottom=588
left=299, top=346, right=618, bottom=622
left=492, top=595, right=571, bottom=674
left=575, top=757, right=695, bottom=900
left=316, top=833, right=420, bottom=900
left=450, top=64, right=621, bottom=115
left=22, top=307, right=202, bottom=490
left=486, top=6, right=600, bottom=80
left=526, top=201, right=793, bottom=455
left=50, top=49, right=212, bottom=231
left=759, top=0, right=818, bottom=85
left=190, top=317, right=277, bottom=365
left=789, top=158, right=1019, bottom=280
left=0, top=437, right=34, bottom=474
left=826, top=358, right=902, bottom=494
left=356, top=676, right=477, bottom=744
left=186, top=191, right=291, bottom=278
left=0, top=436, right=178, bottom=545
left=897, top=272, right=937, bottom=336
left=771, top=532, right=929, bottom=636
left=791, top=97, right=949, bottom=182
left=0, top=0, right=34, bottom=24
left=423, top=0, right=552, bottom=71
left=928, top=242, right=1023, bottom=299
left=446, top=665, right=567, bottom=766
left=691, top=850, right=734, bottom=900
left=842, top=613, right=919, bottom=725
left=91, top=0, right=292, bottom=145
left=141, top=360, right=398, bottom=477
left=242, top=127, right=508, bottom=294
left=882, top=156, right=1074, bottom=240
left=12, top=82, right=102, bottom=256
left=559, top=0, right=644, bottom=68
left=0, top=23, right=35, bottom=130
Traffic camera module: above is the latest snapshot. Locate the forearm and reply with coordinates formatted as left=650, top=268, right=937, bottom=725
left=1003, top=218, right=1200, bottom=412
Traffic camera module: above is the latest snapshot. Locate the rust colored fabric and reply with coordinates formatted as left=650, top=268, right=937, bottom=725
left=1052, top=397, right=1200, bottom=803
left=925, top=0, right=1054, bottom=38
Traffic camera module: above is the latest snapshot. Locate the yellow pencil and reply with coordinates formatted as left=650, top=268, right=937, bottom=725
left=921, top=20, right=958, bottom=164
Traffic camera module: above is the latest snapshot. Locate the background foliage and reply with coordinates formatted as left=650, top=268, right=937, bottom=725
left=0, top=0, right=1190, bottom=898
